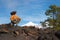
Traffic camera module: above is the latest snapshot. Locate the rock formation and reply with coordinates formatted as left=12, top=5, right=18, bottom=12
left=0, top=24, right=60, bottom=40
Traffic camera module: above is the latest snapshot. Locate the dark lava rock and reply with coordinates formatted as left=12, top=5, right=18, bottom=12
left=55, top=30, right=60, bottom=39
left=0, top=24, right=60, bottom=40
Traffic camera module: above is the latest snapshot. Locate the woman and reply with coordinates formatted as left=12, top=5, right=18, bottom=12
left=10, top=11, right=21, bottom=26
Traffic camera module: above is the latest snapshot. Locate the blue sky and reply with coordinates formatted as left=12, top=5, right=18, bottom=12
left=0, top=0, right=60, bottom=25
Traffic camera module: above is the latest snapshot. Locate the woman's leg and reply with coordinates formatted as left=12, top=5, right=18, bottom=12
left=11, top=21, right=14, bottom=26
left=15, top=20, right=20, bottom=26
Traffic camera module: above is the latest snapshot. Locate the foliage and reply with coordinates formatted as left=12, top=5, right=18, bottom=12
left=41, top=5, right=60, bottom=30
left=46, top=5, right=60, bottom=27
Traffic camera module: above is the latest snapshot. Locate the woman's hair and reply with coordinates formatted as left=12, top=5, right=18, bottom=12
left=10, top=11, right=16, bottom=15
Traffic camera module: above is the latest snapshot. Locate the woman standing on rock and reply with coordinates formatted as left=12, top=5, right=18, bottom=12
left=10, top=11, right=21, bottom=26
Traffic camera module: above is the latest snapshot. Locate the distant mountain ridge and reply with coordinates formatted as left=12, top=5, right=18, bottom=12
left=21, top=22, right=43, bottom=28
left=22, top=22, right=38, bottom=26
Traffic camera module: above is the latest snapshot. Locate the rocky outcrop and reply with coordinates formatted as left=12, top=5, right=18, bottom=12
left=0, top=24, right=60, bottom=40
